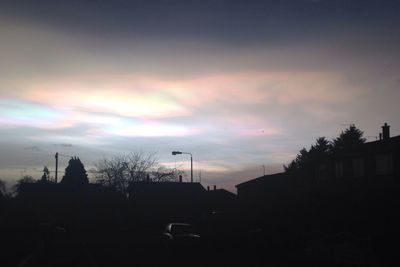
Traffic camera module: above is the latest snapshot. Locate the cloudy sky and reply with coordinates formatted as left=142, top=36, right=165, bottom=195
left=1, top=0, right=400, bottom=191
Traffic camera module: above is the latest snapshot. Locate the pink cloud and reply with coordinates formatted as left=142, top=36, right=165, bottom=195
left=1, top=69, right=363, bottom=140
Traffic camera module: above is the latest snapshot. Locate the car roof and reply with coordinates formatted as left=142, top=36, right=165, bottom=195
left=168, top=223, right=191, bottom=226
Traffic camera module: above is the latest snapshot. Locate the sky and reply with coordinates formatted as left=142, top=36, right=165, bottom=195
left=1, top=0, right=400, bottom=192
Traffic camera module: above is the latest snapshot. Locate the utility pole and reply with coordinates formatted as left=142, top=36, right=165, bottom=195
left=190, top=154, right=193, bottom=183
left=172, top=151, right=193, bottom=183
left=55, top=152, right=58, bottom=183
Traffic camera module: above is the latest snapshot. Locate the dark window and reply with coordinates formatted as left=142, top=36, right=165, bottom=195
left=353, top=158, right=364, bottom=177
left=317, top=164, right=328, bottom=180
left=376, top=154, right=393, bottom=175
left=171, top=224, right=193, bottom=235
left=335, top=161, right=344, bottom=178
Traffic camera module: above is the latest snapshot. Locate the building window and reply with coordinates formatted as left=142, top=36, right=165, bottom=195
left=353, top=158, right=364, bottom=177
left=376, top=153, right=393, bottom=175
left=335, top=161, right=344, bottom=178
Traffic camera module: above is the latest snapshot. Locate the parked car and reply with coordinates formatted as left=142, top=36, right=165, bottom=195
left=162, top=223, right=200, bottom=247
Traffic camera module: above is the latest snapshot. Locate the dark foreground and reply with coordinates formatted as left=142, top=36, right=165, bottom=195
left=2, top=177, right=400, bottom=266
left=2, top=219, right=397, bottom=267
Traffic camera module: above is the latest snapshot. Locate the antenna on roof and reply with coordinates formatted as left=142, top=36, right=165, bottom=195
left=262, top=165, right=266, bottom=176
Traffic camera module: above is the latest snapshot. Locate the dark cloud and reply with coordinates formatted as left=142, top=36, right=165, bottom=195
left=1, top=0, right=399, bottom=45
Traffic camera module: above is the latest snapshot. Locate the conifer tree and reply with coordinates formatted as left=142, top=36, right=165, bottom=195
left=61, top=157, right=89, bottom=186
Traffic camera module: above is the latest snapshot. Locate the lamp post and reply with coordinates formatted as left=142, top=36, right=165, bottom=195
left=55, top=152, right=58, bottom=183
left=172, top=151, right=193, bottom=183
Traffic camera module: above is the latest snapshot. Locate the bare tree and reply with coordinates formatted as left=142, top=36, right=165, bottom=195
left=151, top=166, right=181, bottom=182
left=95, top=152, right=180, bottom=195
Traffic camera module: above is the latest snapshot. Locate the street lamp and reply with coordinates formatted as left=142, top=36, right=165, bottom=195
left=172, top=151, right=193, bottom=183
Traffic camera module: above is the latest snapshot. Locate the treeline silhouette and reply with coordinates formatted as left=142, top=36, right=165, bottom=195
left=284, top=124, right=366, bottom=176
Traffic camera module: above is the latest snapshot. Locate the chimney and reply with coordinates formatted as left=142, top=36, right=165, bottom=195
left=382, top=123, right=390, bottom=140
left=179, top=175, right=182, bottom=183
left=379, top=133, right=382, bottom=140
left=213, top=185, right=216, bottom=191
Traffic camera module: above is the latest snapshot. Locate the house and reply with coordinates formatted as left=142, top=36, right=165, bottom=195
left=15, top=182, right=125, bottom=227
left=234, top=123, right=400, bottom=232
left=205, top=186, right=237, bottom=213
left=127, top=181, right=207, bottom=224
left=235, top=172, right=290, bottom=203
left=235, top=172, right=303, bottom=225
left=236, top=124, right=400, bottom=202
left=316, top=123, right=400, bottom=181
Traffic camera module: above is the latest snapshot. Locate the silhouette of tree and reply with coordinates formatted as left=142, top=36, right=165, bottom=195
left=61, top=157, right=89, bottom=186
left=151, top=166, right=182, bottom=182
left=96, top=152, right=180, bottom=195
left=40, top=166, right=50, bottom=182
left=309, top=137, right=332, bottom=159
left=331, top=124, right=366, bottom=153
left=0, top=179, right=6, bottom=198
left=283, top=159, right=299, bottom=174
left=284, top=147, right=309, bottom=174
left=284, top=137, right=331, bottom=176
left=13, top=175, right=36, bottom=195
left=284, top=125, right=366, bottom=178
